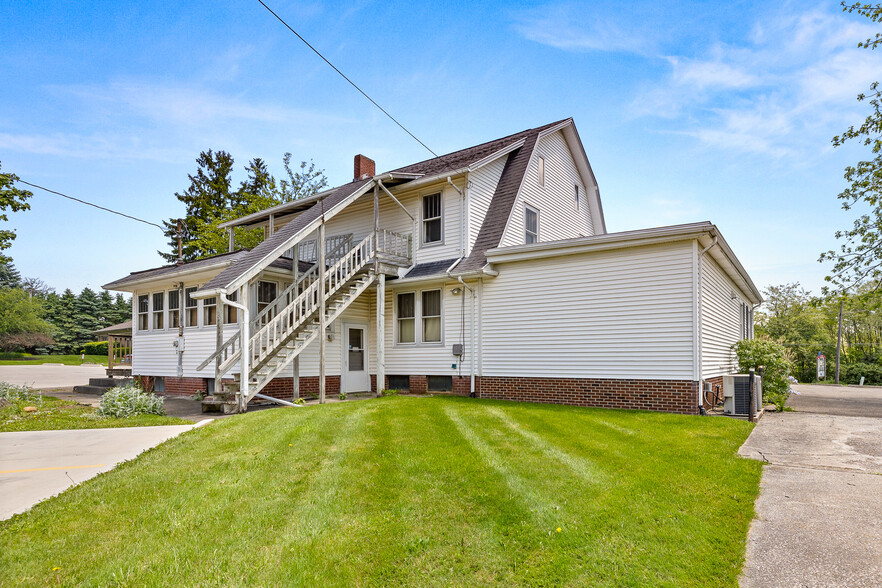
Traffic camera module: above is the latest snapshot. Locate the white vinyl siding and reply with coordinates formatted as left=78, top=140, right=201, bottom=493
left=324, top=181, right=462, bottom=265
left=481, top=241, right=696, bottom=380
left=701, top=254, right=752, bottom=379
left=501, top=130, right=594, bottom=247
left=467, top=157, right=507, bottom=252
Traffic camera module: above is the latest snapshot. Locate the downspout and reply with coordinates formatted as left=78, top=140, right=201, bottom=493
left=221, top=290, right=249, bottom=413
left=696, top=236, right=718, bottom=414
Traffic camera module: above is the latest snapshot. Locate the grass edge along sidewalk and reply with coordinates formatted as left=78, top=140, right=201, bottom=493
left=0, top=396, right=761, bottom=587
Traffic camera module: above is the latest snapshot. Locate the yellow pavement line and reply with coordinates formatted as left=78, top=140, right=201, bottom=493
left=0, top=464, right=106, bottom=474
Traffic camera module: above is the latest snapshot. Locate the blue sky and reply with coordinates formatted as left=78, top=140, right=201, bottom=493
left=2, top=0, right=880, bottom=296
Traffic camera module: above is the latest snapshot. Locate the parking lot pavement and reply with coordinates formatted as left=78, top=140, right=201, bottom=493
left=0, top=424, right=198, bottom=520
left=0, top=364, right=107, bottom=389
left=739, top=384, right=882, bottom=587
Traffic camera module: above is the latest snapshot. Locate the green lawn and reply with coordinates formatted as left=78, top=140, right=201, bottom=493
left=0, top=396, right=762, bottom=587
left=0, top=395, right=192, bottom=432
left=0, top=354, right=107, bottom=366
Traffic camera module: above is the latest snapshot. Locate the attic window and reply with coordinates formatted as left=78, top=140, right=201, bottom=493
left=525, top=205, right=539, bottom=244
left=538, top=156, right=545, bottom=187
left=422, top=193, right=442, bottom=244
left=574, top=184, right=580, bottom=211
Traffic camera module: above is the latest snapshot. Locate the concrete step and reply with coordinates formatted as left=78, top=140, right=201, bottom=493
left=201, top=398, right=239, bottom=414
left=88, top=377, right=133, bottom=388
left=73, top=385, right=112, bottom=395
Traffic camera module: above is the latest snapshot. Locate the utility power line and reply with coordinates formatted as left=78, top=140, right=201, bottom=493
left=17, top=180, right=165, bottom=230
left=256, top=0, right=438, bottom=157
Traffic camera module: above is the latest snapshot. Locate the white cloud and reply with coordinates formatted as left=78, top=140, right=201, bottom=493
left=631, top=5, right=882, bottom=159
left=511, top=3, right=656, bottom=54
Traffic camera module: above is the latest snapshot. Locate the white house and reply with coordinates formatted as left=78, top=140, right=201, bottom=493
left=103, top=118, right=761, bottom=414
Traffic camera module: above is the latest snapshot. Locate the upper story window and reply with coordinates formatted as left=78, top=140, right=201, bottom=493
left=525, top=205, right=539, bottom=244
left=204, top=297, right=217, bottom=326
left=168, top=289, right=180, bottom=329
left=258, top=281, right=277, bottom=315
left=574, top=184, right=580, bottom=211
left=538, top=156, right=545, bottom=187
left=422, top=193, right=442, bottom=245
left=225, top=291, right=238, bottom=324
left=422, top=290, right=442, bottom=343
left=137, top=295, right=149, bottom=331
left=185, top=287, right=198, bottom=327
left=397, top=292, right=415, bottom=343
left=152, top=292, right=164, bottom=330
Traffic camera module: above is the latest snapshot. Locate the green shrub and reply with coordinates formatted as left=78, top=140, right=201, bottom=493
left=82, top=341, right=108, bottom=356
left=338, top=392, right=348, bottom=401
left=732, top=338, right=793, bottom=411
left=0, top=381, right=38, bottom=403
left=98, top=385, right=165, bottom=418
left=381, top=389, right=400, bottom=396
left=840, top=362, right=882, bottom=385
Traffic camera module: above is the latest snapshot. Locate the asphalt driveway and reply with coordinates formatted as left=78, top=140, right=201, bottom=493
left=739, top=384, right=882, bottom=587
left=0, top=424, right=201, bottom=520
left=0, top=364, right=107, bottom=389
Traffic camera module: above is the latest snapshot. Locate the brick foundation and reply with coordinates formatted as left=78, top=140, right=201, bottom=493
left=409, top=375, right=428, bottom=394
left=477, top=376, right=700, bottom=415
left=136, top=375, right=209, bottom=397
left=139, top=373, right=701, bottom=414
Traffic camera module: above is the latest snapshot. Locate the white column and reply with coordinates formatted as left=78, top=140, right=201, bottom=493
left=318, top=223, right=326, bottom=404
left=376, top=274, right=385, bottom=396
left=292, top=242, right=300, bottom=399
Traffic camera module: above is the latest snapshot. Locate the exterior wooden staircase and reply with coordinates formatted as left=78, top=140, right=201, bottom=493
left=200, top=230, right=410, bottom=413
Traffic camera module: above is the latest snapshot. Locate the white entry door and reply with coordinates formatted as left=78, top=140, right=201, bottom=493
left=342, top=324, right=370, bottom=392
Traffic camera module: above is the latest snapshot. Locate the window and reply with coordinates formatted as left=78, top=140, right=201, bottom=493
left=525, top=205, right=539, bottom=244
left=257, top=281, right=277, bottom=314
left=574, top=184, right=580, bottom=211
left=168, top=289, right=180, bottom=329
left=204, top=297, right=217, bottom=326
left=153, top=376, right=165, bottom=393
left=225, top=291, right=238, bottom=324
left=152, top=292, right=164, bottom=330
left=422, top=290, right=442, bottom=342
left=387, top=375, right=410, bottom=390
left=397, top=292, right=415, bottom=343
left=137, top=295, right=149, bottom=331
left=427, top=375, right=452, bottom=391
left=741, top=303, right=751, bottom=340
left=185, top=287, right=198, bottom=327
left=422, top=192, right=442, bottom=244
left=538, top=156, right=545, bottom=186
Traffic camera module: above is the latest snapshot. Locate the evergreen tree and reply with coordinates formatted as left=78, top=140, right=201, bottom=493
left=51, top=289, right=78, bottom=354
left=0, top=260, right=21, bottom=289
left=113, top=293, right=131, bottom=325
left=72, top=288, right=101, bottom=348
left=160, top=150, right=235, bottom=263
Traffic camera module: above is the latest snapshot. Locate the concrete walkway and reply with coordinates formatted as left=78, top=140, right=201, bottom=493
left=739, top=384, right=882, bottom=587
left=0, top=424, right=201, bottom=520
left=0, top=364, right=107, bottom=389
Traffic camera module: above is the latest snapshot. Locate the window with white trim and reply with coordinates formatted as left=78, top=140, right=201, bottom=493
left=225, top=291, right=238, bottom=324
left=525, top=205, right=539, bottom=244
left=257, top=281, right=277, bottom=315
left=538, top=156, right=545, bottom=186
left=422, top=290, right=442, bottom=343
left=204, top=296, right=217, bottom=326
left=137, top=295, right=149, bottom=331
left=168, top=289, right=180, bottom=329
left=152, top=292, right=164, bottom=330
left=422, top=192, right=442, bottom=244
left=185, top=287, right=198, bottom=327
left=397, top=292, right=415, bottom=343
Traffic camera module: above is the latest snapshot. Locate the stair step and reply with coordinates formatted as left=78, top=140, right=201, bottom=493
left=73, top=385, right=113, bottom=395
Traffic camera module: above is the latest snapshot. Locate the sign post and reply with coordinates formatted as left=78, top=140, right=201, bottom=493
left=817, top=352, right=826, bottom=381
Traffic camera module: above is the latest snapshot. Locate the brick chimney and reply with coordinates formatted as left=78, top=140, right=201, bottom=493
left=354, top=154, right=375, bottom=181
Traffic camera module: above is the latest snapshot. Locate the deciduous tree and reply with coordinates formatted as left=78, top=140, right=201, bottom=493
left=0, top=161, right=33, bottom=264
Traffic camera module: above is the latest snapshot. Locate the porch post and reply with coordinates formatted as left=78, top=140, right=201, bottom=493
left=292, top=242, right=300, bottom=399
left=318, top=222, right=326, bottom=404
left=228, top=228, right=234, bottom=253
left=215, top=297, right=224, bottom=387
left=376, top=274, right=385, bottom=396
